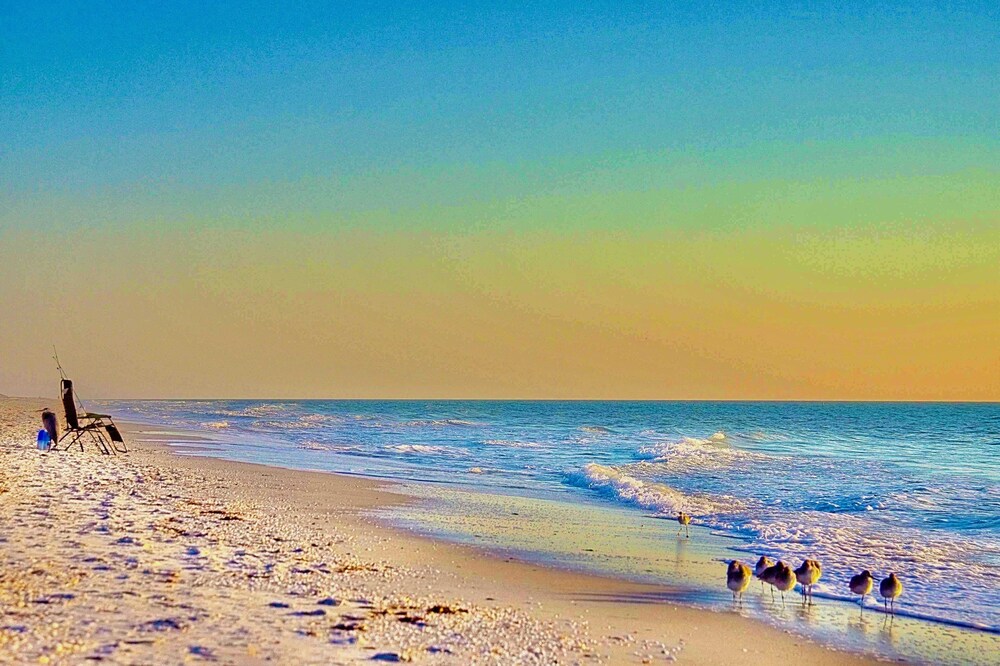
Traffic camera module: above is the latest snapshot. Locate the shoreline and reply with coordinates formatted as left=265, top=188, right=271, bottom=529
left=0, top=396, right=896, bottom=663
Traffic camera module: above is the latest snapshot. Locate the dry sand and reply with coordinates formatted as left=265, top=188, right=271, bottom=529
left=0, top=396, right=878, bottom=665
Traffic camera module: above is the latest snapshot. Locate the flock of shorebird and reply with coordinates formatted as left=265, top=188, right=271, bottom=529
left=675, top=513, right=904, bottom=616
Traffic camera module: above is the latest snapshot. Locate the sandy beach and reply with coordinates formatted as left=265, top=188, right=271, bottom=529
left=1, top=396, right=881, bottom=664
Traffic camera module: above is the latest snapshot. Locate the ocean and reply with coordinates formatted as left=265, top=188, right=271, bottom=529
left=98, top=400, right=1000, bottom=662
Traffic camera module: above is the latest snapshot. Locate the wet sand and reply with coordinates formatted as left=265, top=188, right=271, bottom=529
left=0, top=396, right=877, bottom=664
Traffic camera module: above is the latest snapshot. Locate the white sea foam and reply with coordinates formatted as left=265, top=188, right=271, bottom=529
left=299, top=440, right=361, bottom=453
left=221, top=403, right=292, bottom=417
left=732, top=509, right=1000, bottom=631
left=106, top=398, right=1000, bottom=636
left=579, top=426, right=612, bottom=434
left=575, top=459, right=1000, bottom=632
left=402, top=419, right=481, bottom=428
left=483, top=439, right=543, bottom=448
left=571, top=463, right=741, bottom=517
left=635, top=434, right=776, bottom=471
left=387, top=444, right=466, bottom=456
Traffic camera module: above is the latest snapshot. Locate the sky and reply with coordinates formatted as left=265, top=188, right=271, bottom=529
left=1, top=1, right=998, bottom=400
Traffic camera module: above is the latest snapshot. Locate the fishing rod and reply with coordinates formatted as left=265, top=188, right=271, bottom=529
left=53, top=345, right=67, bottom=380
left=53, top=345, right=87, bottom=411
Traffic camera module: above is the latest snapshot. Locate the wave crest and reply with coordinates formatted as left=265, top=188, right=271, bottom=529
left=569, top=463, right=738, bottom=517
left=387, top=444, right=466, bottom=456
left=579, top=426, right=612, bottom=434
left=636, top=434, right=776, bottom=471
left=483, top=439, right=543, bottom=448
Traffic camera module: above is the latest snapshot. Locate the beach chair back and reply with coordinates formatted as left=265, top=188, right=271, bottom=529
left=61, top=379, right=81, bottom=430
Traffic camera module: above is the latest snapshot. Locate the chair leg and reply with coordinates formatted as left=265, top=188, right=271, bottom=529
left=102, top=432, right=116, bottom=456
left=56, top=430, right=85, bottom=452
left=90, top=430, right=111, bottom=455
left=55, top=427, right=124, bottom=456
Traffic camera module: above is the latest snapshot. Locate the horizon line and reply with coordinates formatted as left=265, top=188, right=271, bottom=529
left=13, top=395, right=997, bottom=405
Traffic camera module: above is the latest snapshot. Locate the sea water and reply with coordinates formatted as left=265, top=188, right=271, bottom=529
left=100, top=400, right=1000, bottom=661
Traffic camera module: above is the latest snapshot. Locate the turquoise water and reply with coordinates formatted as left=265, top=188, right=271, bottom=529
left=102, top=400, right=999, bottom=655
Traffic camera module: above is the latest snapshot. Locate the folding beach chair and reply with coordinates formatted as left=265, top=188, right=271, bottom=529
left=53, top=378, right=127, bottom=454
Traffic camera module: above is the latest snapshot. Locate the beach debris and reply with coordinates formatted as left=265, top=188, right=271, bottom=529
left=427, top=604, right=467, bottom=615
left=139, top=617, right=187, bottom=631
left=331, top=621, right=366, bottom=632
left=188, top=645, right=218, bottom=660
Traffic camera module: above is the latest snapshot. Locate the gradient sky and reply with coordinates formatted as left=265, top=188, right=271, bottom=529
left=1, top=2, right=998, bottom=399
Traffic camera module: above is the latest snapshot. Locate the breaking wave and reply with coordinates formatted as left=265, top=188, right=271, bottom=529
left=483, top=439, right=543, bottom=448
left=635, top=433, right=778, bottom=472
left=219, top=403, right=293, bottom=417
left=570, top=444, right=1000, bottom=633
left=402, top=419, right=481, bottom=428
left=568, top=463, right=743, bottom=518
left=299, top=440, right=362, bottom=453
left=579, top=426, right=612, bottom=434
left=386, top=444, right=467, bottom=456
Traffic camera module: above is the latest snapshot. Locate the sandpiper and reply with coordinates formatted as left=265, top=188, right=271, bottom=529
left=849, top=570, right=874, bottom=611
left=762, top=561, right=796, bottom=608
left=754, top=555, right=775, bottom=593
left=879, top=573, right=903, bottom=615
left=676, top=512, right=691, bottom=538
left=794, top=559, right=822, bottom=604
left=726, top=560, right=753, bottom=605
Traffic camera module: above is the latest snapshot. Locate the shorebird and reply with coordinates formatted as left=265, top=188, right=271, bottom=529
left=849, top=570, right=874, bottom=611
left=676, top=512, right=691, bottom=538
left=794, top=559, right=822, bottom=604
left=726, top=560, right=753, bottom=605
left=879, top=573, right=903, bottom=616
left=754, top=556, right=775, bottom=593
left=762, top=561, right=796, bottom=608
